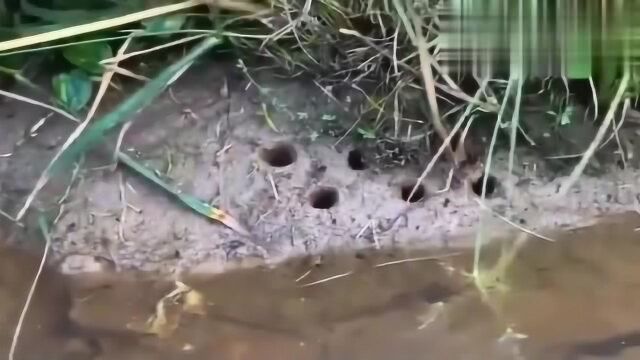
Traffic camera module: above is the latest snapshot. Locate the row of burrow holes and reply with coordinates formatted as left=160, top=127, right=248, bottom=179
left=259, top=142, right=497, bottom=210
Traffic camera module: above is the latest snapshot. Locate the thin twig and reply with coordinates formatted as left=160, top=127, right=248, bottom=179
left=300, top=271, right=354, bottom=287
left=436, top=167, right=454, bottom=193
left=507, top=77, right=523, bottom=200
left=0, top=207, right=23, bottom=227
left=113, top=121, right=133, bottom=169
left=588, top=76, right=598, bottom=120
left=29, top=112, right=55, bottom=135
left=374, top=252, right=461, bottom=268
left=105, top=65, right=150, bottom=82
left=294, top=268, right=313, bottom=282
left=0, top=0, right=265, bottom=52
left=473, top=77, right=515, bottom=278
left=101, top=34, right=208, bottom=64
left=267, top=173, right=280, bottom=201
left=8, top=216, right=51, bottom=360
left=118, top=171, right=128, bottom=243
left=57, top=160, right=82, bottom=205
left=610, top=99, right=630, bottom=169
left=0, top=89, right=78, bottom=122
left=406, top=84, right=486, bottom=203
left=474, top=199, right=556, bottom=242
left=412, top=13, right=447, bottom=153
left=558, top=72, right=629, bottom=196
left=371, top=219, right=380, bottom=249
left=600, top=97, right=629, bottom=150
left=15, top=33, right=136, bottom=221
left=355, top=221, right=372, bottom=239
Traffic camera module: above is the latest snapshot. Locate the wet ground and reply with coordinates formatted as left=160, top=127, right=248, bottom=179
left=1, top=213, right=640, bottom=359
left=3, top=61, right=640, bottom=276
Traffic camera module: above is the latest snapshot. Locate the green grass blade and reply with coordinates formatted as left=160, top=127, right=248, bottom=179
left=116, top=151, right=176, bottom=194
left=53, top=36, right=220, bottom=172
left=14, top=36, right=220, bottom=221
left=118, top=151, right=250, bottom=235
left=19, top=0, right=144, bottom=24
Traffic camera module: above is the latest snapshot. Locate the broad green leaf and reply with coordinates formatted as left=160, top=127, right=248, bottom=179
left=142, top=15, right=187, bottom=37
left=62, top=42, right=112, bottom=74
left=52, top=69, right=92, bottom=113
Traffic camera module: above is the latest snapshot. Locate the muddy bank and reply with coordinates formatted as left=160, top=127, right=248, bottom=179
left=2, top=214, right=640, bottom=359
left=1, top=61, right=640, bottom=274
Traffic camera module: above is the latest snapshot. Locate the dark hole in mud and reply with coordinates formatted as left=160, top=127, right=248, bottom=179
left=258, top=142, right=297, bottom=167
left=347, top=149, right=367, bottom=170
left=309, top=187, right=339, bottom=209
left=400, top=180, right=425, bottom=203
left=471, top=175, right=497, bottom=197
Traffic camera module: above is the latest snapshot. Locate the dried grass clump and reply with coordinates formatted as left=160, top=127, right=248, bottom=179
left=228, top=0, right=475, bottom=146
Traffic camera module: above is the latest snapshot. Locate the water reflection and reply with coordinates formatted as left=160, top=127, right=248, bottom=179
left=1, top=213, right=640, bottom=359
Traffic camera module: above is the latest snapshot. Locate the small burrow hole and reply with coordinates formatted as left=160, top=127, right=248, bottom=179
left=258, top=142, right=297, bottom=167
left=400, top=180, right=425, bottom=203
left=471, top=175, right=498, bottom=197
left=347, top=149, right=367, bottom=170
left=309, top=187, right=339, bottom=209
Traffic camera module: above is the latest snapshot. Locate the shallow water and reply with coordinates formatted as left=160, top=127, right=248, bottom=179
left=2, top=213, right=640, bottom=360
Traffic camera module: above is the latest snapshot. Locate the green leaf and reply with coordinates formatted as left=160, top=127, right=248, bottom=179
left=142, top=15, right=187, bottom=37
left=357, top=127, right=376, bottom=139
left=52, top=69, right=92, bottom=113
left=53, top=36, right=221, bottom=172
left=62, top=42, right=112, bottom=74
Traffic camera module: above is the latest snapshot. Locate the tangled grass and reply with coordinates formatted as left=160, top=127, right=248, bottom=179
left=230, top=0, right=493, bottom=146
left=221, top=0, right=640, bottom=178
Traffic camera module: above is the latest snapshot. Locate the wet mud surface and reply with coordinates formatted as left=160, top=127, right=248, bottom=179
left=0, top=214, right=639, bottom=359
left=2, top=61, right=640, bottom=274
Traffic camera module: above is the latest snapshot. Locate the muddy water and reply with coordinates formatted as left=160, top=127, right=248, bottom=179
left=2, top=214, right=640, bottom=360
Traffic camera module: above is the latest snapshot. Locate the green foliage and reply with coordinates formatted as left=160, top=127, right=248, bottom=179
left=62, top=42, right=112, bottom=74
left=52, top=36, right=221, bottom=173
left=142, top=14, right=187, bottom=37
left=0, top=0, right=220, bottom=91
left=0, top=52, right=26, bottom=70
left=51, top=69, right=92, bottom=113
left=0, top=0, right=636, bottom=161
left=18, top=0, right=143, bottom=24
